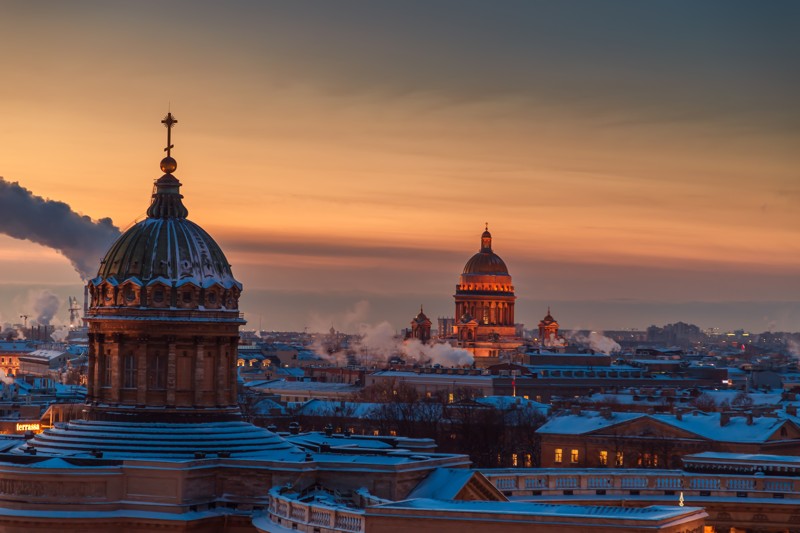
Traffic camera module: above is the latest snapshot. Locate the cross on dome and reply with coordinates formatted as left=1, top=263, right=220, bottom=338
left=160, top=111, right=179, bottom=174
left=161, top=112, right=178, bottom=156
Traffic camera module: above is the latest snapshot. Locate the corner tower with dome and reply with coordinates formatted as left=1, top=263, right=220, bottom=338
left=453, top=225, right=523, bottom=362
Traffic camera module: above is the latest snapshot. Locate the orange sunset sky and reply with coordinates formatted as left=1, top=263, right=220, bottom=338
left=0, top=1, right=798, bottom=332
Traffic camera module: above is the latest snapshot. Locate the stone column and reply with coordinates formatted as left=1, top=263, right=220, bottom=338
left=136, top=336, right=148, bottom=406
left=229, top=337, right=238, bottom=405
left=194, top=336, right=205, bottom=406
left=92, top=333, right=104, bottom=401
left=216, top=339, right=227, bottom=406
left=166, top=336, right=177, bottom=407
left=87, top=333, right=97, bottom=402
left=110, top=333, right=123, bottom=403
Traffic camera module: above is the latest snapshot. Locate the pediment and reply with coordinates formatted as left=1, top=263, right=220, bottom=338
left=587, top=416, right=705, bottom=440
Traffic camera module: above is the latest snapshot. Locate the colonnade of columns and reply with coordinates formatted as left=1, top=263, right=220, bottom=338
left=87, top=331, right=239, bottom=409
left=455, top=300, right=515, bottom=325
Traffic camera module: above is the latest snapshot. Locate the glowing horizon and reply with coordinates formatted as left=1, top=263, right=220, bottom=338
left=0, top=1, right=797, bottom=332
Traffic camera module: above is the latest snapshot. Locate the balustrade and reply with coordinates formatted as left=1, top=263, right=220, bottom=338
left=481, top=469, right=800, bottom=502
left=269, top=492, right=365, bottom=533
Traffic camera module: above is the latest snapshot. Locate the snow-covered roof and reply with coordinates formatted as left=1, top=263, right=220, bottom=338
left=293, top=399, right=382, bottom=419
left=537, top=411, right=643, bottom=435
left=538, top=409, right=799, bottom=444
left=22, top=349, right=68, bottom=361
left=248, top=380, right=360, bottom=394
left=407, top=468, right=477, bottom=500
left=369, top=499, right=704, bottom=521
left=475, top=396, right=550, bottom=412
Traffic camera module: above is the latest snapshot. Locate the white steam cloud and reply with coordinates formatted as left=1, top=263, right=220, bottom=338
left=312, top=302, right=474, bottom=367
left=50, top=326, right=70, bottom=343
left=570, top=331, right=621, bottom=354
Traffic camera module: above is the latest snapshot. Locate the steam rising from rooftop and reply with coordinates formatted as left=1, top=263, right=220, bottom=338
left=0, top=178, right=121, bottom=280
left=569, top=331, right=622, bottom=355
left=26, top=289, right=61, bottom=326
left=311, top=301, right=474, bottom=367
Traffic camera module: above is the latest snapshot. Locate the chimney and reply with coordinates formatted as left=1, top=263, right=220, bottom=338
left=84, top=285, right=89, bottom=319
left=599, top=407, right=612, bottom=420
left=675, top=409, right=683, bottom=421
left=289, top=422, right=300, bottom=435
left=720, top=412, right=731, bottom=426
left=786, top=404, right=797, bottom=416
left=747, top=413, right=753, bottom=425
left=570, top=404, right=581, bottom=416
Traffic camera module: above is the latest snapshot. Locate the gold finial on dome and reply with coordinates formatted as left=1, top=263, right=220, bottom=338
left=160, top=111, right=178, bottom=174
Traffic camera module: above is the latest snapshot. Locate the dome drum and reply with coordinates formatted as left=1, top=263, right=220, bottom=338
left=89, top=276, right=241, bottom=312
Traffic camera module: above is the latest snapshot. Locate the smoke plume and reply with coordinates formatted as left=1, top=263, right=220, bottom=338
left=787, top=339, right=800, bottom=360
left=27, top=289, right=62, bottom=326
left=50, top=326, right=70, bottom=343
left=0, top=178, right=121, bottom=280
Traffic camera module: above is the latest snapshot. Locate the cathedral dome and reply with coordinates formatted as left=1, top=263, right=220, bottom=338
left=96, top=201, right=238, bottom=289
left=88, top=114, right=241, bottom=310
left=462, top=251, right=509, bottom=275
left=462, top=226, right=510, bottom=276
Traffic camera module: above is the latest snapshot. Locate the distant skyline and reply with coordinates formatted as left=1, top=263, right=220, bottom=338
left=0, top=1, right=798, bottom=333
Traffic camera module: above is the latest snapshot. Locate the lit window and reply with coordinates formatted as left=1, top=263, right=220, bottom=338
left=448, top=393, right=454, bottom=403
left=554, top=448, right=563, bottom=463
left=599, top=450, right=608, bottom=466
left=615, top=451, right=624, bottom=467
left=535, top=395, right=542, bottom=403
left=512, top=453, right=518, bottom=466
left=570, top=449, right=579, bottom=463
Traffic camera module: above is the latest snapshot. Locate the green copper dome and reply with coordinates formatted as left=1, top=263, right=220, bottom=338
left=92, top=167, right=240, bottom=290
